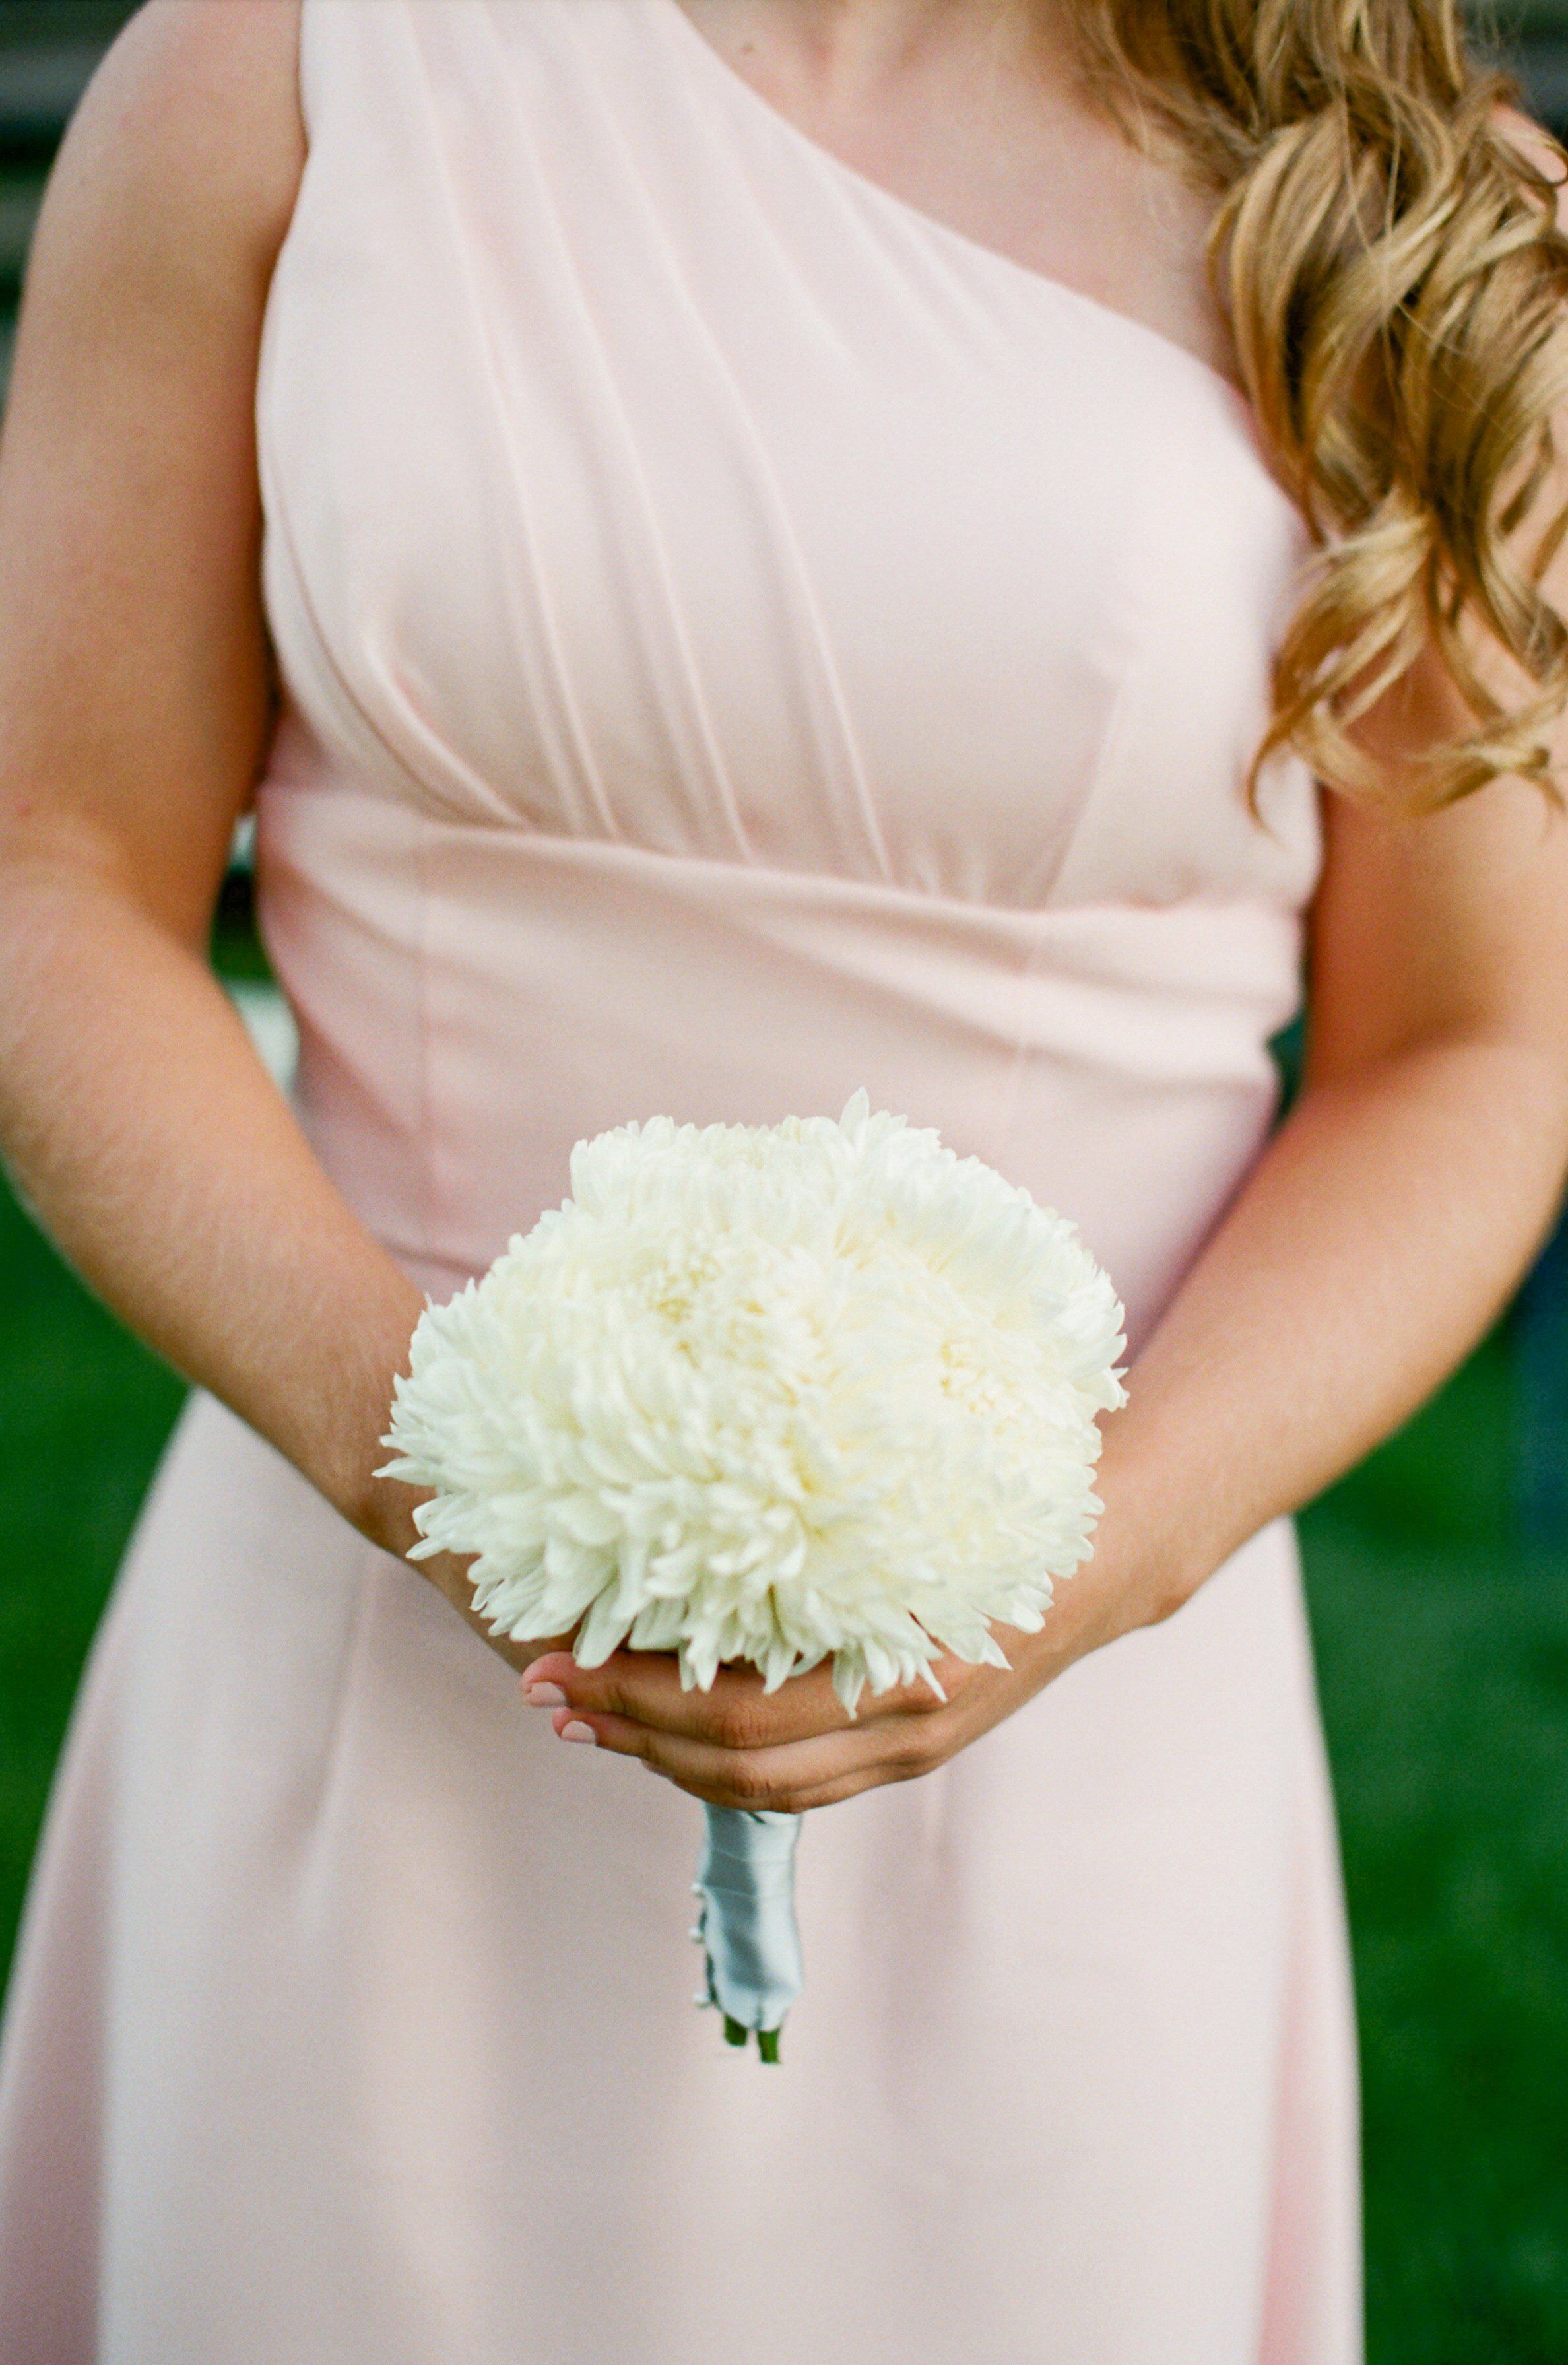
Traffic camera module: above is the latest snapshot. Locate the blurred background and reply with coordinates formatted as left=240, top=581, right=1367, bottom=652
left=1, top=5, right=1567, bottom=2360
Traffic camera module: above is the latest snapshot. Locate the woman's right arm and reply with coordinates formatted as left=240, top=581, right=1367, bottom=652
left=0, top=3, right=475, bottom=1627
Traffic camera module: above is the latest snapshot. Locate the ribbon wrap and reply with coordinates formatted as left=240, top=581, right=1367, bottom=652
left=694, top=1805, right=804, bottom=2050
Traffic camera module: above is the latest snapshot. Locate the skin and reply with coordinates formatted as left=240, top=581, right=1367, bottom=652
left=3, top=0, right=1568, bottom=1818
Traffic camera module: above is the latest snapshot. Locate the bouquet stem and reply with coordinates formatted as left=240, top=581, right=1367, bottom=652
left=693, top=1805, right=803, bottom=2059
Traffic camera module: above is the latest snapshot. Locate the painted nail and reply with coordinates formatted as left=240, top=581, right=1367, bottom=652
left=524, top=1681, right=568, bottom=1707
left=560, top=1719, right=597, bottom=1745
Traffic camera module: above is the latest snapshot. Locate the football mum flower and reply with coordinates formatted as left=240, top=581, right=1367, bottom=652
left=380, top=1092, right=1127, bottom=2057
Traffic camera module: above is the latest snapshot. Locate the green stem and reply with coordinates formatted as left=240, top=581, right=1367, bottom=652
left=719, top=2013, right=783, bottom=2060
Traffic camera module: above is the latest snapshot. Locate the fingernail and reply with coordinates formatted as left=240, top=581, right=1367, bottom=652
left=559, top=1719, right=597, bottom=1745
left=524, top=1682, right=568, bottom=1707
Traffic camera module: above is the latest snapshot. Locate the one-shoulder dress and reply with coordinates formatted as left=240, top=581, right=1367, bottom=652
left=0, top=5, right=1361, bottom=2360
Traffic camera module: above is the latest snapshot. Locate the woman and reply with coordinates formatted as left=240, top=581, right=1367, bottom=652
left=1, top=0, right=1567, bottom=2357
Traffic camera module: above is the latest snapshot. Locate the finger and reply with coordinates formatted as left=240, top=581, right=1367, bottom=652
left=660, top=1746, right=935, bottom=1816
left=519, top=1643, right=969, bottom=1747
left=519, top=1648, right=857, bottom=1747
left=546, top=1701, right=932, bottom=1813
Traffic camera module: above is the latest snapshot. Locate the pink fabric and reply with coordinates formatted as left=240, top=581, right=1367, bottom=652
left=0, top=4, right=1361, bottom=2358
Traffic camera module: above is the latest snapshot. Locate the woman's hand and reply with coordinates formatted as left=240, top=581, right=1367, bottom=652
left=511, top=1435, right=1179, bottom=1811
left=514, top=1556, right=1139, bottom=1813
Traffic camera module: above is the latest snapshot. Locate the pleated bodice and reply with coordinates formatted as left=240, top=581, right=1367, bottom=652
left=254, top=0, right=1321, bottom=1341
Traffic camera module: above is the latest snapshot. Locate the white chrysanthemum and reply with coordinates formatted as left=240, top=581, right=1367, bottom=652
left=380, top=1092, right=1126, bottom=1712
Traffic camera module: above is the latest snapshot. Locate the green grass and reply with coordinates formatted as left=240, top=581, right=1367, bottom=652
left=1, top=1157, right=1566, bottom=2360
left=0, top=1169, right=183, bottom=1974
left=1303, top=1335, right=1568, bottom=2364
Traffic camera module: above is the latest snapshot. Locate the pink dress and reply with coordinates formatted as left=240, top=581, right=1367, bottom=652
left=0, top=5, right=1361, bottom=2358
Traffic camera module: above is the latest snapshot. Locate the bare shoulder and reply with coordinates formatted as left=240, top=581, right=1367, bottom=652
left=28, top=0, right=305, bottom=302
left=0, top=0, right=310, bottom=888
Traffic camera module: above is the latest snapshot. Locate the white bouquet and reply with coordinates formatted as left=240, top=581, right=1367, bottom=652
left=381, top=1093, right=1125, bottom=2057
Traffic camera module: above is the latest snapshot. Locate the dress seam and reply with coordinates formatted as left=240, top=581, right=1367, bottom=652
left=989, top=628, right=1152, bottom=1182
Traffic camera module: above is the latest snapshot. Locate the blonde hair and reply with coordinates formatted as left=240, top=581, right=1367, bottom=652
left=1068, top=1, right=1568, bottom=811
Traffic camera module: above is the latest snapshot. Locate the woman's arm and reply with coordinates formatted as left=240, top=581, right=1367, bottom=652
left=535, top=117, right=1568, bottom=1809
left=0, top=3, right=492, bottom=1645
left=531, top=756, right=1568, bottom=1802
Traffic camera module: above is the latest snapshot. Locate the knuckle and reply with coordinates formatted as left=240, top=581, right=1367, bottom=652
left=606, top=1669, right=655, bottom=1722
left=723, top=1756, right=775, bottom=1808
left=1146, top=1583, right=1190, bottom=1628
left=931, top=1655, right=975, bottom=1705
left=713, top=1697, right=768, bottom=1752
left=891, top=1727, right=944, bottom=1779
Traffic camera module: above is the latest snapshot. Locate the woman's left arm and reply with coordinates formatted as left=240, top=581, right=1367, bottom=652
left=521, top=59, right=1568, bottom=1790
left=518, top=755, right=1568, bottom=1807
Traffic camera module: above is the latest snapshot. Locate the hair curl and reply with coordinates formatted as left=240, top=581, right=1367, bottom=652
left=1068, top=1, right=1568, bottom=811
